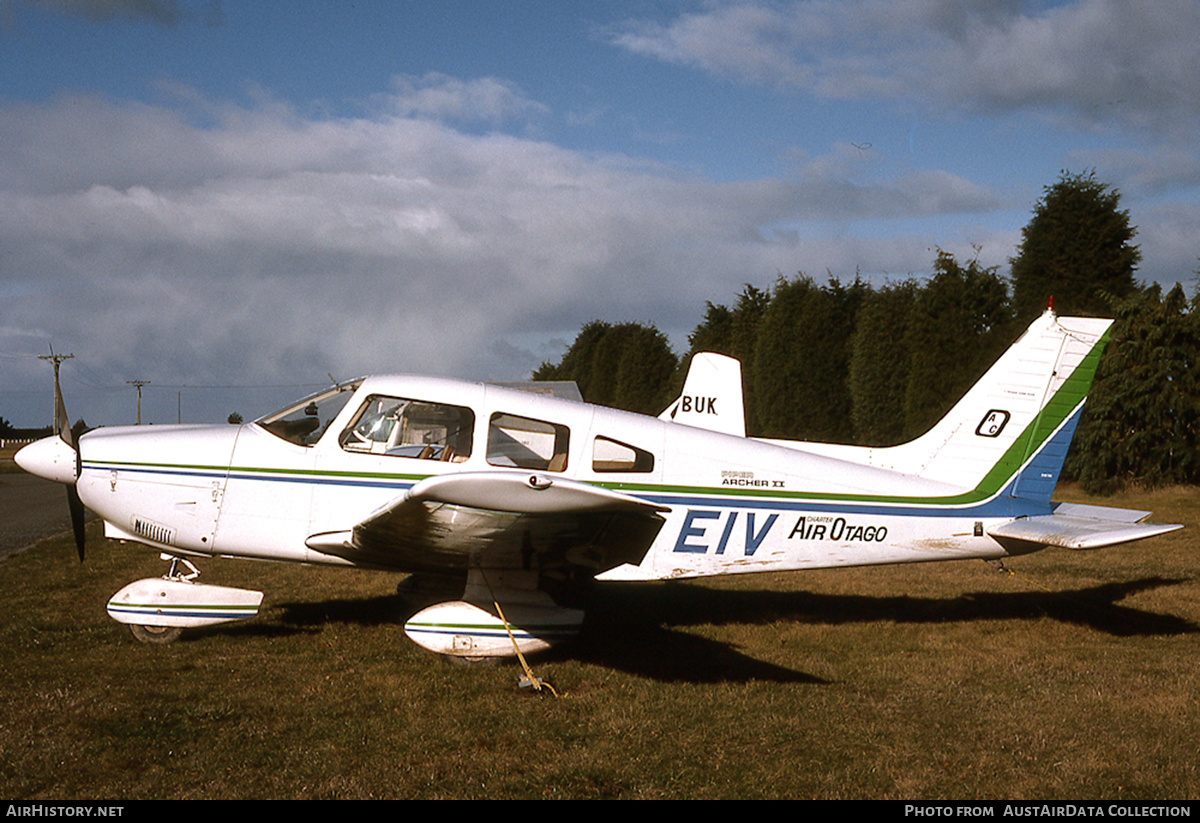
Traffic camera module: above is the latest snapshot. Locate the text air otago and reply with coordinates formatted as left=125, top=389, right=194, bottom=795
left=673, top=510, right=888, bottom=555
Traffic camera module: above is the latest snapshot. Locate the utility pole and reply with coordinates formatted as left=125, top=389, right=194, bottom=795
left=38, top=349, right=74, bottom=431
left=127, top=380, right=150, bottom=425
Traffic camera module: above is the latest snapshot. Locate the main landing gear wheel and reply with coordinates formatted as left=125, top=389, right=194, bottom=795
left=128, top=624, right=182, bottom=645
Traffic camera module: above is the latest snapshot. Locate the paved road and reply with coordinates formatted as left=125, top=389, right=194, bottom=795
left=0, top=471, right=81, bottom=559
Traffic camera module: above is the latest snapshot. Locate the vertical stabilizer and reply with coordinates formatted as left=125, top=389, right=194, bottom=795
left=870, top=310, right=1112, bottom=494
left=777, top=310, right=1113, bottom=500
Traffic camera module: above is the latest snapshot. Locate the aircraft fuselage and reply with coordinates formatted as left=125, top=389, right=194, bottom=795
left=73, top=373, right=1051, bottom=582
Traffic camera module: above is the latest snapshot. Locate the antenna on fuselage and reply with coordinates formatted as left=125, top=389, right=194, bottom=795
left=327, top=373, right=355, bottom=392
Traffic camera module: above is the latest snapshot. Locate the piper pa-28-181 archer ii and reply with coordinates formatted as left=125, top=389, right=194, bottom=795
left=17, top=309, right=1182, bottom=659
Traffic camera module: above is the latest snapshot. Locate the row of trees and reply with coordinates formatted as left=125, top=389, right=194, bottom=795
left=0, top=417, right=52, bottom=440
left=536, top=172, right=1197, bottom=493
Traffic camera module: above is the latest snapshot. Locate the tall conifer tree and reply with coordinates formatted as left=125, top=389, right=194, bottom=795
left=534, top=321, right=677, bottom=415
left=1011, top=171, right=1140, bottom=321
left=753, top=276, right=867, bottom=441
left=903, top=251, right=1012, bottom=438
left=849, top=280, right=918, bottom=446
left=1066, top=284, right=1200, bottom=492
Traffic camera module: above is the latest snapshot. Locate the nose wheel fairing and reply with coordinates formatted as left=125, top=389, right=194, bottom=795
left=107, top=557, right=263, bottom=643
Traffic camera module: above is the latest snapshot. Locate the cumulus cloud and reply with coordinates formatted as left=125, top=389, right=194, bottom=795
left=610, top=0, right=1200, bottom=138
left=0, top=84, right=1005, bottom=424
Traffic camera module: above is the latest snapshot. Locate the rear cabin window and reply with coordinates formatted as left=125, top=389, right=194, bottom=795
left=487, top=413, right=569, bottom=471
left=339, top=395, right=474, bottom=461
left=592, top=436, right=655, bottom=473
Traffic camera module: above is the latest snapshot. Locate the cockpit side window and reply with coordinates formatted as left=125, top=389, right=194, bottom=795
left=487, top=412, right=569, bottom=471
left=339, top=395, right=474, bottom=461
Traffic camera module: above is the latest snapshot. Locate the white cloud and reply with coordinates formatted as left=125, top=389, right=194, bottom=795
left=611, top=0, right=1200, bottom=138
left=0, top=84, right=1027, bottom=425
left=382, top=73, right=550, bottom=124
left=1070, top=144, right=1200, bottom=194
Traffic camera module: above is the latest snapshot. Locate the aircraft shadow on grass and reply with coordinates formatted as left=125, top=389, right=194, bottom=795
left=177, top=586, right=822, bottom=684
left=589, top=576, right=1200, bottom=637
left=182, top=573, right=1195, bottom=685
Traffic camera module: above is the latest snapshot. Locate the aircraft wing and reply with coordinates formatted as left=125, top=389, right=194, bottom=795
left=306, top=471, right=668, bottom=575
left=987, top=502, right=1183, bottom=551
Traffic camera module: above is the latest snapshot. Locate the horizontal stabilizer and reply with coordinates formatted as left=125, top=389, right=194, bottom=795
left=988, top=504, right=1182, bottom=551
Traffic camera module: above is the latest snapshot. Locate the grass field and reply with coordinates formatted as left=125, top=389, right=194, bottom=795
left=1, top=484, right=1197, bottom=799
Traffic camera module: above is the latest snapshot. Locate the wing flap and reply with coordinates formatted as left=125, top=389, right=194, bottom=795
left=404, top=471, right=668, bottom=515
left=306, top=471, right=667, bottom=574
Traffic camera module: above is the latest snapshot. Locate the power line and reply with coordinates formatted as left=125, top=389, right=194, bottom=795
left=126, top=380, right=150, bottom=425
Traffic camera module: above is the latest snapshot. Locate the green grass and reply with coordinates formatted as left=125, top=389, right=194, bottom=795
left=2, top=484, right=1198, bottom=799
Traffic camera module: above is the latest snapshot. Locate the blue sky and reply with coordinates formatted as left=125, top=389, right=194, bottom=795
left=3, top=0, right=1199, bottom=428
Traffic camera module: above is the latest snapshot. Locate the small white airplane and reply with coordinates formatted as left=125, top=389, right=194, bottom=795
left=17, top=309, right=1182, bottom=659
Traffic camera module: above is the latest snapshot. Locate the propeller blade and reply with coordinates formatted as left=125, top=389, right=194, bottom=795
left=66, top=484, right=86, bottom=562
left=52, top=352, right=84, bottom=558
left=54, top=368, right=73, bottom=449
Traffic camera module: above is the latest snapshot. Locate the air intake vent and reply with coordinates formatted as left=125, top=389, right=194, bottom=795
left=132, top=517, right=175, bottom=546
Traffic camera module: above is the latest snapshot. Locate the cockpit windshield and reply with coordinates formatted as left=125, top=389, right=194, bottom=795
left=256, top=379, right=363, bottom=446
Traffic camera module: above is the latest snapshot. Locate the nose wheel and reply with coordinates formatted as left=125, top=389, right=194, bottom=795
left=124, top=557, right=197, bottom=644
left=108, top=555, right=264, bottom=645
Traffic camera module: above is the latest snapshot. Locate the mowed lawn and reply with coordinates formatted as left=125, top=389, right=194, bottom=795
left=1, top=484, right=1197, bottom=799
